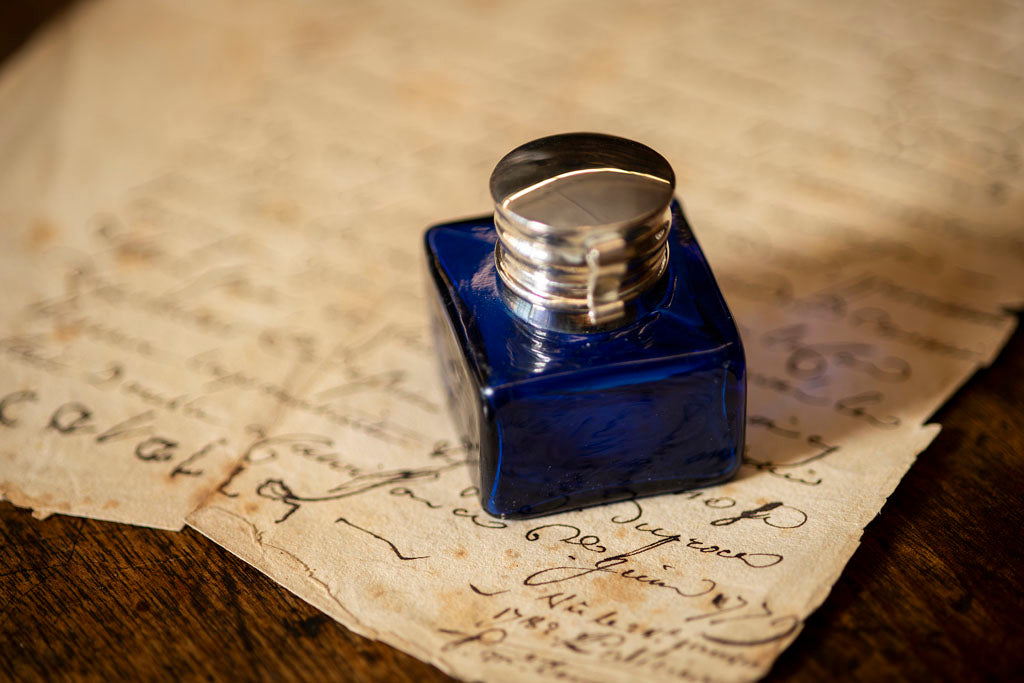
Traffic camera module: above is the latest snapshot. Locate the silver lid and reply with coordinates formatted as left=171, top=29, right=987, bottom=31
left=490, top=132, right=675, bottom=332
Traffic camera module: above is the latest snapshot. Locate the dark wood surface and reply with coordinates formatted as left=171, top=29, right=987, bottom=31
left=2, top=4, right=1023, bottom=682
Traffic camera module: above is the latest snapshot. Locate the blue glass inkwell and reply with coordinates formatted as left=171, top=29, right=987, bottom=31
left=425, top=133, right=745, bottom=518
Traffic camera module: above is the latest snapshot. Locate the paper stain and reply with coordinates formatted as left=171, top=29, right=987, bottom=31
left=258, top=197, right=301, bottom=224
left=2, top=3, right=1022, bottom=682
left=53, top=324, right=81, bottom=343
left=1, top=481, right=71, bottom=513
left=116, top=243, right=153, bottom=266
left=589, top=573, right=645, bottom=607
left=26, top=219, right=57, bottom=248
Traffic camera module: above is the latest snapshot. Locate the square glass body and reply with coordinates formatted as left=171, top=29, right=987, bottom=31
left=424, top=202, right=745, bottom=519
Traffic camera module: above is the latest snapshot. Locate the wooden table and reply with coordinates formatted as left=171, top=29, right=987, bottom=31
left=2, top=4, right=1022, bottom=681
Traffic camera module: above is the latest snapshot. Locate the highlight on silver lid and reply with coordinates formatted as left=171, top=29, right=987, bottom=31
left=489, top=132, right=675, bottom=332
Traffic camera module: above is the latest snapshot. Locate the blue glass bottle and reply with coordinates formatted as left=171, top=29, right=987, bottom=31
left=425, top=133, right=745, bottom=518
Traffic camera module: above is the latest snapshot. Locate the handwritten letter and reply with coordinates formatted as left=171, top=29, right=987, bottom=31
left=1, top=1, right=1022, bottom=680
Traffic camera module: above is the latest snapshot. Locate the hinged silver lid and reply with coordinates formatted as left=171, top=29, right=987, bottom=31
left=490, top=132, right=675, bottom=332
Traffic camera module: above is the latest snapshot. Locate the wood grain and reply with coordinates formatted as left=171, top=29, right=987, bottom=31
left=1, top=3, right=1022, bottom=681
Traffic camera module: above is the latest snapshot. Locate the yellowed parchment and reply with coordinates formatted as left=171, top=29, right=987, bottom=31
left=1, top=1, right=1022, bottom=681
left=0, top=0, right=354, bottom=527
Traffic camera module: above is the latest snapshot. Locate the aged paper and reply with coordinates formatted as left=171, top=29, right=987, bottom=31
left=2, top=0, right=1023, bottom=681
left=0, top=0, right=354, bottom=528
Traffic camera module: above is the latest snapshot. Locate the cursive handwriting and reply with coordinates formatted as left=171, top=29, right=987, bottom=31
left=526, top=524, right=607, bottom=553
left=251, top=457, right=468, bottom=523
left=336, top=516, right=428, bottom=560
left=0, top=388, right=226, bottom=478
left=743, top=433, right=841, bottom=485
left=835, top=391, right=902, bottom=429
left=709, top=502, right=807, bottom=529
left=763, top=323, right=912, bottom=383
left=524, top=537, right=717, bottom=597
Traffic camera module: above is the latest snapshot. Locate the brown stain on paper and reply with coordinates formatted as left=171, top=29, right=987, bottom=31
left=1, top=481, right=71, bottom=513
left=53, top=324, right=81, bottom=343
left=116, top=242, right=156, bottom=267
left=589, top=572, right=645, bottom=608
left=26, top=219, right=57, bottom=248
left=258, top=197, right=301, bottom=224
left=437, top=588, right=470, bottom=622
